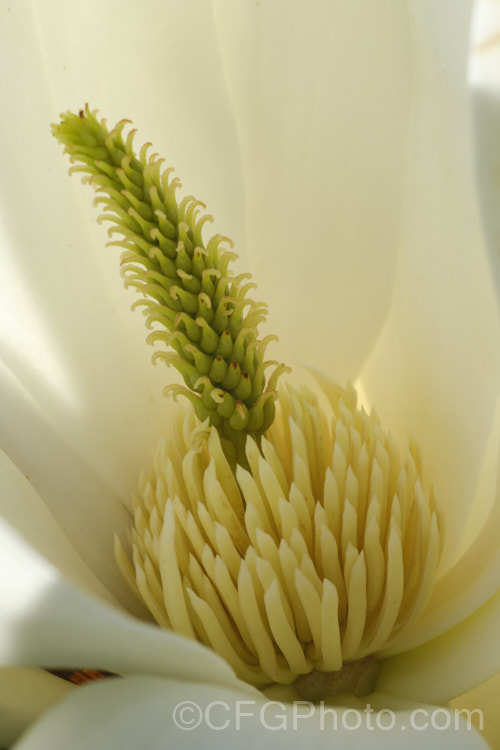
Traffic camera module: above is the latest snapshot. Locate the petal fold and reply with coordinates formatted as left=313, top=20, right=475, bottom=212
left=13, top=675, right=489, bottom=750
left=0, top=668, right=73, bottom=748
left=214, top=0, right=414, bottom=380
left=451, top=671, right=500, bottom=750
left=0, top=447, right=119, bottom=608
left=379, top=587, right=500, bottom=705
left=0, top=516, right=253, bottom=698
left=0, top=367, right=150, bottom=616
left=359, top=0, right=500, bottom=571
left=0, top=0, right=243, bottom=511
left=380, top=398, right=500, bottom=654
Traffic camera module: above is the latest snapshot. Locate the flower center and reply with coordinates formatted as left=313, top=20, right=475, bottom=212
left=115, top=379, right=443, bottom=691
left=52, top=107, right=442, bottom=697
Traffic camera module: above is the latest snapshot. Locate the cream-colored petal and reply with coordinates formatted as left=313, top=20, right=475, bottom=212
left=0, top=448, right=121, bottom=608
left=380, top=396, right=500, bottom=655
left=359, top=0, right=500, bottom=572
left=378, top=587, right=500, bottom=705
left=0, top=0, right=243, bottom=508
left=0, top=515, right=255, bottom=701
left=13, top=676, right=489, bottom=750
left=214, top=0, right=414, bottom=381
left=451, top=671, right=500, bottom=750
left=0, top=668, right=73, bottom=748
left=0, top=372, right=149, bottom=615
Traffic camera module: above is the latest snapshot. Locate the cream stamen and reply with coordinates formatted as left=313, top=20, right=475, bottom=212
left=115, top=380, right=443, bottom=690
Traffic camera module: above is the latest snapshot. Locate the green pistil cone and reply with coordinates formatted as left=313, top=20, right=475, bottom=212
left=52, top=105, right=289, bottom=467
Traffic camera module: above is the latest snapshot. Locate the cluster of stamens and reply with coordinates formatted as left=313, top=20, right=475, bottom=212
left=115, top=380, right=443, bottom=687
left=54, top=108, right=444, bottom=695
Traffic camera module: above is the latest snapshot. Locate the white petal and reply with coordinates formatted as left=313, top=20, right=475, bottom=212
left=0, top=370, right=150, bottom=615
left=451, top=671, right=500, bottom=749
left=378, top=587, right=500, bottom=705
left=0, top=668, right=73, bottom=748
left=380, top=397, right=500, bottom=654
left=0, top=447, right=121, bottom=607
left=13, top=676, right=488, bottom=750
left=214, top=0, right=414, bottom=381
left=0, top=1, right=243, bottom=506
left=0, top=515, right=252, bottom=698
left=359, top=0, right=500, bottom=571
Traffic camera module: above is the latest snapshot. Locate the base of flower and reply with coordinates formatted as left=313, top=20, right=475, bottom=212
left=294, top=657, right=380, bottom=701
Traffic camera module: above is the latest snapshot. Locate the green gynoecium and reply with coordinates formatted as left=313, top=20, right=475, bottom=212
left=53, top=107, right=443, bottom=699
left=53, top=105, right=289, bottom=467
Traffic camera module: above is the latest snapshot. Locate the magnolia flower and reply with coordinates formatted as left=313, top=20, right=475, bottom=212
left=0, top=1, right=499, bottom=748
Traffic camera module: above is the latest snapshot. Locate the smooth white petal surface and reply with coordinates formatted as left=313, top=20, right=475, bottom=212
left=13, top=676, right=489, bottom=750
left=214, top=0, right=414, bottom=381
left=359, top=0, right=500, bottom=580
left=380, top=397, right=500, bottom=656
left=0, top=515, right=254, bottom=700
left=358, top=3, right=500, bottom=683
left=215, top=0, right=500, bottom=699
left=0, top=365, right=149, bottom=615
left=0, top=668, right=73, bottom=748
left=215, top=0, right=500, bottom=626
left=0, top=447, right=120, bottom=607
left=451, top=671, right=500, bottom=749
left=0, top=4, right=498, bottom=743
left=0, top=0, right=243, bottom=513
left=379, top=587, right=500, bottom=705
